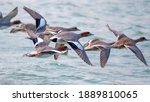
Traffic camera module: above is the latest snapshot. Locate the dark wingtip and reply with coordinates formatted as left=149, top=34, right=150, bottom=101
left=86, top=61, right=93, bottom=66
left=144, top=62, right=148, bottom=66
left=23, top=6, right=28, bottom=10
left=106, top=24, right=110, bottom=29
left=89, top=63, right=93, bottom=66
left=67, top=41, right=93, bottom=66
left=23, top=6, right=44, bottom=22
left=14, top=7, right=18, bottom=10
left=12, top=7, right=18, bottom=11
left=23, top=6, right=31, bottom=13
left=143, top=58, right=148, bottom=66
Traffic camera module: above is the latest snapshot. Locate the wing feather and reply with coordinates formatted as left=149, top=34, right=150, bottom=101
left=3, top=7, right=18, bottom=22
left=128, top=45, right=148, bottom=66
left=100, top=48, right=111, bottom=68
left=68, top=41, right=92, bottom=65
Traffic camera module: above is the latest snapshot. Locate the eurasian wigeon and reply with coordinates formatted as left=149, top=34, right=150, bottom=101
left=10, top=23, right=79, bottom=36
left=10, top=23, right=36, bottom=33
left=23, top=6, right=47, bottom=33
left=50, top=31, right=94, bottom=65
left=84, top=39, right=114, bottom=68
left=46, top=26, right=80, bottom=35
left=106, top=24, right=148, bottom=66
left=24, top=36, right=69, bottom=57
left=23, top=7, right=69, bottom=59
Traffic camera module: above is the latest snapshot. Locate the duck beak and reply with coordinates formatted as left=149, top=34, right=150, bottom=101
left=89, top=33, right=94, bottom=36
left=146, top=39, right=150, bottom=41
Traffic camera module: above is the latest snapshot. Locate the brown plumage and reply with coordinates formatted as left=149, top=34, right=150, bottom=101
left=106, top=24, right=148, bottom=66
left=50, top=31, right=94, bottom=65
left=84, top=39, right=114, bottom=68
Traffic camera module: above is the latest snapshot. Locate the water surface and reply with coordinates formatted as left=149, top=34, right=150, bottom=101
left=0, top=0, right=150, bottom=84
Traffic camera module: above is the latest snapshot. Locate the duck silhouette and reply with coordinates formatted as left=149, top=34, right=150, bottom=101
left=106, top=24, right=148, bottom=66
left=84, top=39, right=114, bottom=68
left=50, top=31, right=94, bottom=65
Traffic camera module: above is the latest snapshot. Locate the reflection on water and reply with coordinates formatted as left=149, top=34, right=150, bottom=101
left=0, top=0, right=150, bottom=84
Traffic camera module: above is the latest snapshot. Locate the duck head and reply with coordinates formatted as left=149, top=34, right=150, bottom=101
left=57, top=45, right=70, bottom=55
left=69, top=27, right=80, bottom=31
left=84, top=39, right=100, bottom=51
left=57, top=46, right=68, bottom=51
left=136, top=36, right=149, bottom=43
left=80, top=32, right=94, bottom=37
left=11, top=20, right=21, bottom=25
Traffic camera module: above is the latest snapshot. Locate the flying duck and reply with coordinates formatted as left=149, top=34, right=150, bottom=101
left=106, top=24, right=148, bottom=66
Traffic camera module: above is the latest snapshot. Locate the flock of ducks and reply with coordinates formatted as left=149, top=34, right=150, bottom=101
left=0, top=7, right=149, bottom=68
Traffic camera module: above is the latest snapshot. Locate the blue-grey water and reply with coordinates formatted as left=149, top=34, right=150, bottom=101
left=0, top=0, right=150, bottom=85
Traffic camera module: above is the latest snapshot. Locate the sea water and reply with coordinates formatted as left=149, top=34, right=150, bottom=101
left=0, top=0, right=150, bottom=84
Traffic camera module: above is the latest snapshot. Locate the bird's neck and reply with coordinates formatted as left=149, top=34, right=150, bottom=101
left=57, top=46, right=67, bottom=51
left=135, top=38, right=144, bottom=43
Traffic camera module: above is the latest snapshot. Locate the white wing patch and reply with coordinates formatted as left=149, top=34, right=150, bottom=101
left=35, top=37, right=43, bottom=46
left=39, top=18, right=46, bottom=28
left=68, top=41, right=84, bottom=50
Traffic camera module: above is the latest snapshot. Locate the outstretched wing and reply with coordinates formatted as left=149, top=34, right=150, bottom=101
left=127, top=45, right=148, bottom=66
left=3, top=7, right=18, bottom=22
left=68, top=40, right=92, bottom=65
left=23, top=6, right=43, bottom=19
left=106, top=24, right=122, bottom=37
left=23, top=6, right=47, bottom=33
left=35, top=18, right=47, bottom=33
left=100, top=48, right=111, bottom=68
